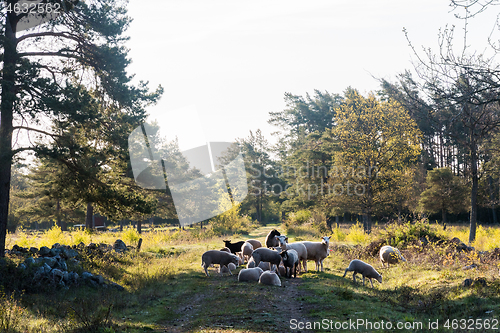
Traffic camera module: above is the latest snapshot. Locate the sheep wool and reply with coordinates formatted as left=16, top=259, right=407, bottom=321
left=299, top=236, right=331, bottom=272
left=280, top=249, right=299, bottom=278
left=258, top=271, right=281, bottom=286
left=251, top=248, right=282, bottom=276
left=343, top=259, right=382, bottom=288
left=241, top=241, right=254, bottom=263
left=238, top=267, right=264, bottom=282
left=201, top=250, right=240, bottom=277
left=276, top=235, right=308, bottom=273
left=245, top=239, right=262, bottom=249
left=379, top=245, right=406, bottom=267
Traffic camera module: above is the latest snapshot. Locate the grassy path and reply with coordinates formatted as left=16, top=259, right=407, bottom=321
left=148, top=224, right=317, bottom=333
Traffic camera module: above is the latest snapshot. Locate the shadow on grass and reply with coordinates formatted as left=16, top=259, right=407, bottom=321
left=298, top=271, right=500, bottom=333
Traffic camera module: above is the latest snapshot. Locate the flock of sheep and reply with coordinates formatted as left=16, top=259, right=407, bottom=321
left=201, top=229, right=407, bottom=288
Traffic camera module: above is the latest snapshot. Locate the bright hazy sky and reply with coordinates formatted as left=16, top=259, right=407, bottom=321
left=125, top=0, right=499, bottom=151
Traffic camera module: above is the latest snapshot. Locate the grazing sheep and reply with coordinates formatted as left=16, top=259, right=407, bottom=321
left=343, top=259, right=382, bottom=288
left=299, top=236, right=331, bottom=272
left=201, top=250, right=240, bottom=277
left=219, top=262, right=237, bottom=275
left=379, top=245, right=406, bottom=267
left=241, top=242, right=254, bottom=262
left=238, top=267, right=264, bottom=282
left=223, top=240, right=245, bottom=254
left=276, top=235, right=308, bottom=273
left=251, top=248, right=282, bottom=276
left=259, top=270, right=281, bottom=286
left=245, top=239, right=262, bottom=249
left=280, top=249, right=299, bottom=278
left=265, top=229, right=281, bottom=248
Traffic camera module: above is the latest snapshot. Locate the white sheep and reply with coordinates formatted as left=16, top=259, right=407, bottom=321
left=201, top=250, right=240, bottom=277
left=245, top=239, right=262, bottom=249
left=258, top=270, right=281, bottom=286
left=247, top=257, right=271, bottom=271
left=219, top=262, right=237, bottom=275
left=343, top=259, right=382, bottom=288
left=276, top=235, right=308, bottom=273
left=299, top=236, right=331, bottom=272
left=379, top=245, right=406, bottom=267
left=238, top=267, right=264, bottom=282
left=241, top=241, right=254, bottom=263
left=251, top=248, right=282, bottom=276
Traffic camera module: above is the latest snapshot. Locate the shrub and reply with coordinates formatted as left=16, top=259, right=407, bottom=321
left=287, top=210, right=312, bottom=225
left=208, top=204, right=257, bottom=236
left=332, top=226, right=347, bottom=242
left=345, top=222, right=370, bottom=244
left=380, top=220, right=446, bottom=248
left=122, top=227, right=140, bottom=244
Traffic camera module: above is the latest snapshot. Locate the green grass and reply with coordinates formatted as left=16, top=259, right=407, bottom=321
left=3, top=222, right=500, bottom=332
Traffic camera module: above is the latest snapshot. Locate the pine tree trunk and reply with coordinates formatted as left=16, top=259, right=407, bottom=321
left=137, top=219, right=142, bottom=234
left=0, top=15, right=18, bottom=257
left=469, top=137, right=479, bottom=244
left=56, top=199, right=67, bottom=231
left=488, top=176, right=498, bottom=225
left=442, top=209, right=447, bottom=224
left=85, top=202, right=94, bottom=229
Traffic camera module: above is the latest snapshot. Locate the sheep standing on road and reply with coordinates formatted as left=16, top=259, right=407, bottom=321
left=280, top=249, right=299, bottom=278
left=251, top=248, right=282, bottom=276
left=201, top=250, right=240, bottom=277
left=265, top=229, right=281, bottom=248
left=299, top=236, right=331, bottom=272
left=379, top=245, right=406, bottom=267
left=276, top=235, right=308, bottom=273
left=343, top=259, right=382, bottom=288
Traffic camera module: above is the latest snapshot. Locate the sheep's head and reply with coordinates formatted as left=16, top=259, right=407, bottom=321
left=280, top=250, right=289, bottom=261
left=276, top=235, right=288, bottom=249
left=268, top=229, right=281, bottom=238
left=376, top=274, right=383, bottom=284
left=223, top=240, right=231, bottom=246
left=230, top=254, right=240, bottom=266
left=321, top=236, right=331, bottom=245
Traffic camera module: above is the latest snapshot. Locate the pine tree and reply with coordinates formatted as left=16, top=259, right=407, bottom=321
left=0, top=0, right=162, bottom=255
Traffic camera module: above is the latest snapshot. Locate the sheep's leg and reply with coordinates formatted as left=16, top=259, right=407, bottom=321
left=303, top=259, right=308, bottom=272
left=369, top=278, right=374, bottom=288
left=203, top=265, right=210, bottom=277
left=320, top=259, right=324, bottom=272
left=362, top=275, right=365, bottom=286
left=352, top=272, right=357, bottom=284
